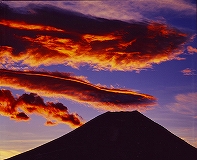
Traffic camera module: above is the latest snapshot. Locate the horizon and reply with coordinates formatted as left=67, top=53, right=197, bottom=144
left=0, top=1, right=197, bottom=159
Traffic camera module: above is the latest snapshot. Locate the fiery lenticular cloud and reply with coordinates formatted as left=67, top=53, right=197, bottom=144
left=0, top=89, right=83, bottom=128
left=0, top=3, right=188, bottom=71
left=0, top=69, right=156, bottom=111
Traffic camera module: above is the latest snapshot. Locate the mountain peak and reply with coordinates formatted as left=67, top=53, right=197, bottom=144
left=8, top=111, right=197, bottom=160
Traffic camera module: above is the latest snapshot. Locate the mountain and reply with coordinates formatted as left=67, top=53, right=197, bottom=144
left=7, top=111, right=197, bottom=160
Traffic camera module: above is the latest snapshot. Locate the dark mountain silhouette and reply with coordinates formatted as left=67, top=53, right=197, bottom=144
left=7, top=111, right=197, bottom=160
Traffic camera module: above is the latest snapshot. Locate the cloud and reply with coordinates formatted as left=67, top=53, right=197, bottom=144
left=0, top=3, right=189, bottom=71
left=187, top=46, right=197, bottom=54
left=0, top=89, right=83, bottom=128
left=181, top=68, right=196, bottom=76
left=3, top=1, right=196, bottom=21
left=0, top=69, right=156, bottom=111
left=168, top=92, right=197, bottom=118
left=0, top=89, right=29, bottom=121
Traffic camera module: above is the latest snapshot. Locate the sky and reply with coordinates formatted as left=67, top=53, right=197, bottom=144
left=0, top=0, right=196, bottom=159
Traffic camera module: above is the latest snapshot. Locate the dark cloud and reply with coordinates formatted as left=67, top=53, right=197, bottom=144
left=0, top=69, right=156, bottom=111
left=0, top=3, right=189, bottom=71
left=0, top=89, right=83, bottom=128
left=15, top=112, right=29, bottom=121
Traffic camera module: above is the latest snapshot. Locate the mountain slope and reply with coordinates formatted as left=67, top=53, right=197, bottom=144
left=7, top=111, right=197, bottom=160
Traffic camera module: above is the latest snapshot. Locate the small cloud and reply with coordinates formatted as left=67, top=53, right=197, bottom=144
left=187, top=46, right=197, bottom=54
left=181, top=68, right=196, bottom=76
left=15, top=112, right=29, bottom=121
left=168, top=92, right=197, bottom=118
left=45, top=120, right=57, bottom=126
left=0, top=89, right=30, bottom=121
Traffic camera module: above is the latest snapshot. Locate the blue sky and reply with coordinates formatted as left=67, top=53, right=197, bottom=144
left=0, top=1, right=196, bottom=159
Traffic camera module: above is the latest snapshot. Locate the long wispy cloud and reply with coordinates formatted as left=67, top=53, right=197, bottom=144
left=0, top=3, right=189, bottom=71
left=0, top=89, right=83, bottom=128
left=0, top=69, right=156, bottom=111
left=168, top=92, right=197, bottom=118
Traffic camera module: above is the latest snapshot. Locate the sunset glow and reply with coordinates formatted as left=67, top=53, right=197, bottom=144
left=0, top=1, right=196, bottom=159
left=0, top=19, right=64, bottom=32
left=0, top=69, right=156, bottom=111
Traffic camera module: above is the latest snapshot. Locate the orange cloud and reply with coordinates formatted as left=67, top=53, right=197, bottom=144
left=0, top=19, right=64, bottom=32
left=0, top=89, right=83, bottom=128
left=0, top=89, right=29, bottom=121
left=187, top=46, right=197, bottom=54
left=0, top=69, right=156, bottom=111
left=181, top=68, right=196, bottom=76
left=0, top=4, right=188, bottom=71
left=17, top=93, right=83, bottom=128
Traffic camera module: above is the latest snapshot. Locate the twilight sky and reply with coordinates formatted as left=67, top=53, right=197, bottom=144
left=0, top=1, right=197, bottom=159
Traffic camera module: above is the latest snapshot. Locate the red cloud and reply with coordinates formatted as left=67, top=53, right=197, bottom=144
left=0, top=4, right=188, bottom=71
left=0, top=89, right=83, bottom=128
left=0, top=89, right=29, bottom=121
left=0, top=69, right=156, bottom=111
